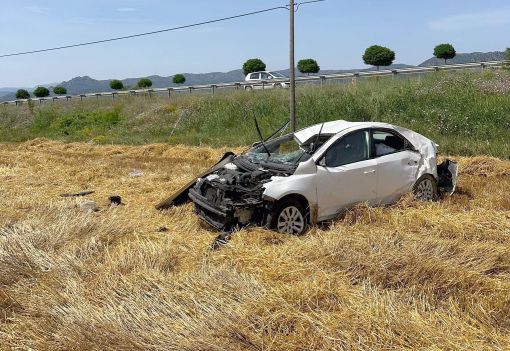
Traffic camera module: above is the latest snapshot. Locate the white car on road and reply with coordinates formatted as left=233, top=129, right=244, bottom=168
left=159, top=120, right=458, bottom=236
left=244, top=71, right=289, bottom=90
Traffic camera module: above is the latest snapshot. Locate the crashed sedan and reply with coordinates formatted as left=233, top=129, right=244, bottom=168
left=157, top=120, right=458, bottom=235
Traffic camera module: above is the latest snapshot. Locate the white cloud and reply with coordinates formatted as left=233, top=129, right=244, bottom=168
left=116, top=7, right=137, bottom=12
left=428, top=9, right=510, bottom=31
left=24, top=5, right=49, bottom=14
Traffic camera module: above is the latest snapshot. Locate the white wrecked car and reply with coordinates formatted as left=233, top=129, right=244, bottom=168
left=157, top=120, right=458, bottom=235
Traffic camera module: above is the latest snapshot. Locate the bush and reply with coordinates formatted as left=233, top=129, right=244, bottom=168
left=298, top=59, right=320, bottom=75
left=243, top=59, right=266, bottom=76
left=53, top=86, right=67, bottom=95
left=110, top=80, right=124, bottom=90
left=33, top=87, right=50, bottom=98
left=173, top=74, right=186, bottom=85
left=137, top=78, right=153, bottom=88
left=362, top=45, right=395, bottom=70
left=434, top=44, right=456, bottom=64
left=15, top=89, right=30, bottom=99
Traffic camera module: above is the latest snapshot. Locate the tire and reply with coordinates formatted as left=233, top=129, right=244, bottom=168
left=244, top=86, right=253, bottom=91
left=413, top=174, right=438, bottom=201
left=274, top=83, right=282, bottom=89
left=268, top=198, right=308, bottom=236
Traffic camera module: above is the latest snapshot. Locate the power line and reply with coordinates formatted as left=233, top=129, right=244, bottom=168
left=0, top=1, right=325, bottom=58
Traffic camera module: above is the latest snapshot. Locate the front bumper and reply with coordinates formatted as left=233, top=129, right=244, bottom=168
left=188, top=188, right=233, bottom=230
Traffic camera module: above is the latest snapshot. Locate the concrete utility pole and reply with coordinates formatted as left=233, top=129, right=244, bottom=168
left=289, top=0, right=296, bottom=132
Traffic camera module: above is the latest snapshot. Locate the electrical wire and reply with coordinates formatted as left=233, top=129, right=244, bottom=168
left=0, top=1, right=326, bottom=58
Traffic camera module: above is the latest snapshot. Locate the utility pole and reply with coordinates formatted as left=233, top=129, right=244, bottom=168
left=289, top=0, right=296, bottom=132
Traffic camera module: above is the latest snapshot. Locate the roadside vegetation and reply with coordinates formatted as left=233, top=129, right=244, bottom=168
left=0, top=70, right=509, bottom=158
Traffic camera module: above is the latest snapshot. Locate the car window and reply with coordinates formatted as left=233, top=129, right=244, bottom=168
left=261, top=72, right=270, bottom=79
left=323, top=130, right=369, bottom=167
left=250, top=73, right=260, bottom=80
left=372, top=130, right=406, bottom=157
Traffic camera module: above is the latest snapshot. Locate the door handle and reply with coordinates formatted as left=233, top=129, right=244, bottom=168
left=364, top=170, right=376, bottom=174
left=407, top=160, right=418, bottom=165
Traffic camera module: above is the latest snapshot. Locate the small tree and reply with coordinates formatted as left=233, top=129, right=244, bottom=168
left=173, top=74, right=186, bottom=85
left=137, top=78, right=152, bottom=88
left=362, top=45, right=395, bottom=70
left=434, top=43, right=456, bottom=65
left=15, top=89, right=30, bottom=99
left=243, top=58, right=266, bottom=76
left=110, top=79, right=124, bottom=90
left=33, top=87, right=50, bottom=98
left=298, top=59, right=320, bottom=75
left=53, top=86, right=67, bottom=95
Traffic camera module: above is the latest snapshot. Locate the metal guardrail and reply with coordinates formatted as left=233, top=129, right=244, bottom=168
left=2, top=60, right=507, bottom=106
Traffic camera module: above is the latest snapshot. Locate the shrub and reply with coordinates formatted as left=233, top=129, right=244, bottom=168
left=15, top=89, right=30, bottom=99
left=33, top=87, right=50, bottom=98
left=434, top=44, right=456, bottom=64
left=137, top=78, right=153, bottom=88
left=110, top=80, right=124, bottom=90
left=298, top=59, right=320, bottom=75
left=173, top=74, right=186, bottom=85
left=362, top=45, right=395, bottom=70
left=243, top=59, right=266, bottom=76
left=53, top=86, right=67, bottom=95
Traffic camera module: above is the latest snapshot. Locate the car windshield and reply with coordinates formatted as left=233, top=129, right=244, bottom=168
left=244, top=135, right=307, bottom=167
left=269, top=72, right=286, bottom=78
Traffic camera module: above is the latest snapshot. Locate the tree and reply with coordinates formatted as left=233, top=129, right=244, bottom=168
left=362, top=45, right=395, bottom=70
left=15, top=89, right=30, bottom=99
left=53, top=86, right=67, bottom=95
left=173, top=74, right=186, bottom=85
left=33, top=87, right=50, bottom=98
left=137, top=78, right=153, bottom=88
left=298, top=59, right=320, bottom=75
left=505, top=48, right=510, bottom=69
left=110, top=80, right=124, bottom=90
left=434, top=43, right=456, bottom=65
left=243, top=58, right=266, bottom=76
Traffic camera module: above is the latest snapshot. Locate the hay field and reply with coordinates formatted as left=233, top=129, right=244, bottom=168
left=0, top=139, right=509, bottom=350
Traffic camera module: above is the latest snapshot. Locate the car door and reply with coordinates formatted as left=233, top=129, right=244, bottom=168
left=371, top=129, right=421, bottom=205
left=316, top=129, right=377, bottom=219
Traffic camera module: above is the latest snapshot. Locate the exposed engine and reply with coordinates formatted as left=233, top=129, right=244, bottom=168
left=188, top=162, right=277, bottom=230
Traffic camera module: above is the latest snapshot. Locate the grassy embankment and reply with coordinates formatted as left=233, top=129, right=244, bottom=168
left=0, top=70, right=509, bottom=158
left=0, top=140, right=509, bottom=350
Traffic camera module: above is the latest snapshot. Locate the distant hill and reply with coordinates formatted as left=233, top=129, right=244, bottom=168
left=420, top=51, right=506, bottom=66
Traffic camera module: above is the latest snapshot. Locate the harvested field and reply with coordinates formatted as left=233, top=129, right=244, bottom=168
left=0, top=139, right=509, bottom=350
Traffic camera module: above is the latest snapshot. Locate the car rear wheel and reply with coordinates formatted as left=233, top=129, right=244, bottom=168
left=268, top=198, right=308, bottom=235
left=413, top=174, right=438, bottom=201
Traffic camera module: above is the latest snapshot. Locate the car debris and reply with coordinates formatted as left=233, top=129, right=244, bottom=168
left=80, top=200, right=98, bottom=213
left=157, top=120, right=458, bottom=236
left=128, top=170, right=144, bottom=178
left=109, top=195, right=122, bottom=206
left=60, top=190, right=95, bottom=198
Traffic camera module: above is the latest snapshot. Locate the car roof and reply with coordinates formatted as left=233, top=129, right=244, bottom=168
left=294, top=120, right=395, bottom=144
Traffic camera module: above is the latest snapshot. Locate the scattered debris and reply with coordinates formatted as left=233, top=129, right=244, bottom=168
left=156, top=226, right=169, bottom=233
left=109, top=195, right=122, bottom=206
left=60, top=190, right=95, bottom=198
left=129, top=170, right=144, bottom=178
left=80, top=200, right=97, bottom=213
left=210, top=232, right=232, bottom=251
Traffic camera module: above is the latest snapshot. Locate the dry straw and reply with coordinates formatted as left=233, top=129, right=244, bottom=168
left=0, top=140, right=509, bottom=350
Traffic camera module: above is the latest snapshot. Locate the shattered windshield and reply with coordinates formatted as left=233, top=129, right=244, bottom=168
left=245, top=135, right=307, bottom=167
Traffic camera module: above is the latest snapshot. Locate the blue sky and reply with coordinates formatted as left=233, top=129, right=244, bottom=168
left=1, top=0, right=509, bottom=87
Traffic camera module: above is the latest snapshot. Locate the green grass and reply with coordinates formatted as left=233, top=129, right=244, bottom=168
left=1, top=70, right=509, bottom=158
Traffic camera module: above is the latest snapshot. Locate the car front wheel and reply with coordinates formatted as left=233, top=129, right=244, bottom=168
left=268, top=198, right=308, bottom=235
left=413, top=174, right=438, bottom=201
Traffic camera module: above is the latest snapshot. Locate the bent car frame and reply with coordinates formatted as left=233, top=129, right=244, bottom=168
left=157, top=120, right=458, bottom=235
